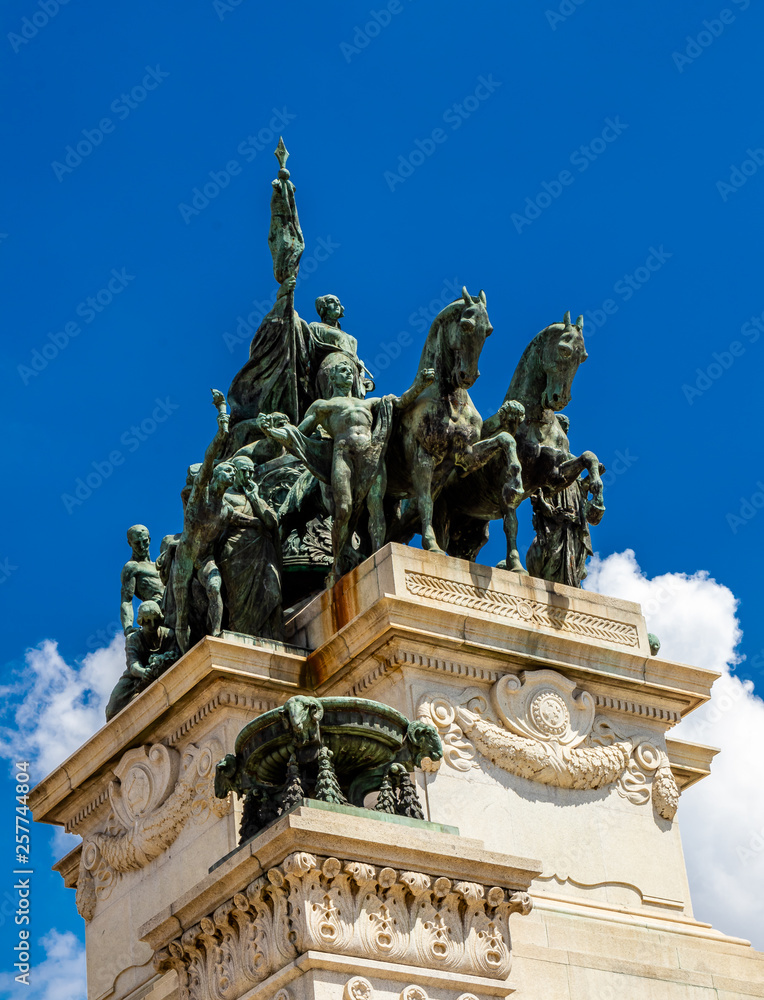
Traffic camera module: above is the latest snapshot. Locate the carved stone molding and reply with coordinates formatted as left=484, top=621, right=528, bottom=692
left=418, top=671, right=679, bottom=821
left=344, top=977, right=373, bottom=1000
left=154, top=852, right=533, bottom=998
left=404, top=570, right=640, bottom=647
left=76, top=739, right=230, bottom=920
left=65, top=694, right=278, bottom=836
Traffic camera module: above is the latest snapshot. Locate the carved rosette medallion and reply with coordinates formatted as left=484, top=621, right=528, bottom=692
left=418, top=669, right=679, bottom=821
left=344, top=977, right=373, bottom=1000
left=154, top=852, right=532, bottom=999
left=75, top=738, right=231, bottom=920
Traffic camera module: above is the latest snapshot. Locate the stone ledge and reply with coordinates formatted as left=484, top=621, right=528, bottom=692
left=212, top=798, right=460, bottom=872
left=140, top=803, right=541, bottom=951
left=514, top=939, right=764, bottom=995
left=286, top=545, right=718, bottom=716
left=29, top=637, right=305, bottom=825
left=240, top=951, right=520, bottom=999
left=666, top=736, right=721, bottom=790
left=530, top=892, right=752, bottom=944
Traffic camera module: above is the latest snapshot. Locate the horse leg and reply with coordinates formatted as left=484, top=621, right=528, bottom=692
left=457, top=431, right=523, bottom=499
left=503, top=507, right=527, bottom=574
left=411, top=451, right=444, bottom=553
left=559, top=450, right=605, bottom=514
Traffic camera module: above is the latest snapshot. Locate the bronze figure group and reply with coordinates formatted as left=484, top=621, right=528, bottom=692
left=108, top=140, right=606, bottom=719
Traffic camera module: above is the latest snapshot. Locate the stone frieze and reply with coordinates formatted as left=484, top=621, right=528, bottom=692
left=417, top=669, right=679, bottom=820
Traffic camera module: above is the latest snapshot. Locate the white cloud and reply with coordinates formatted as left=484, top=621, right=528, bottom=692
left=0, top=928, right=86, bottom=1000
left=586, top=549, right=764, bottom=949
left=0, top=633, right=123, bottom=780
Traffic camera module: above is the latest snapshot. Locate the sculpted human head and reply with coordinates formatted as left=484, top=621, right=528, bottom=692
left=231, top=455, right=256, bottom=491
left=127, top=524, right=150, bottom=558
left=212, top=462, right=236, bottom=490
left=137, top=600, right=163, bottom=629
left=326, top=357, right=355, bottom=395
left=315, top=294, right=344, bottom=325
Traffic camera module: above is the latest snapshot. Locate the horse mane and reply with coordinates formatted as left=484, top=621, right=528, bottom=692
left=504, top=322, right=563, bottom=406
left=417, top=299, right=466, bottom=371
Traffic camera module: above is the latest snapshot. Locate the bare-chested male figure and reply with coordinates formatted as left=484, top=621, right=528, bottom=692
left=172, top=393, right=260, bottom=653
left=120, top=524, right=164, bottom=634
left=260, top=355, right=434, bottom=587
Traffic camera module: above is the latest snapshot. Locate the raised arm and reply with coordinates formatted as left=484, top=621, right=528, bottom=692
left=190, top=411, right=229, bottom=502
left=259, top=403, right=321, bottom=443
left=394, top=368, right=436, bottom=410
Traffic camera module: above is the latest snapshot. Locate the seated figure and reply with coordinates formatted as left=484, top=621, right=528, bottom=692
left=105, top=601, right=178, bottom=720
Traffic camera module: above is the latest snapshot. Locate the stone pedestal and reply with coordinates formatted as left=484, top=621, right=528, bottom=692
left=30, top=544, right=764, bottom=999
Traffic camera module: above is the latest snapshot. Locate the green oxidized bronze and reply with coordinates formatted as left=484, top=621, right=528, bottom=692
left=215, top=695, right=443, bottom=842
left=109, top=139, right=611, bottom=720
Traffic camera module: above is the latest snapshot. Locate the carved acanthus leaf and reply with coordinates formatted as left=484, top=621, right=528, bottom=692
left=154, top=852, right=531, bottom=997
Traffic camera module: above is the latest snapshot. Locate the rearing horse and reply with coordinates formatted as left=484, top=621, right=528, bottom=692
left=441, top=311, right=604, bottom=572
left=385, top=287, right=523, bottom=551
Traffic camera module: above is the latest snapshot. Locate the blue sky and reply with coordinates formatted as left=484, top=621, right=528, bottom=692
left=2, top=0, right=764, bottom=990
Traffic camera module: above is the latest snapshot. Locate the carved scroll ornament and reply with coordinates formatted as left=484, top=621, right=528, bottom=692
left=418, top=670, right=679, bottom=822
left=75, top=739, right=230, bottom=920
left=154, top=851, right=532, bottom=1000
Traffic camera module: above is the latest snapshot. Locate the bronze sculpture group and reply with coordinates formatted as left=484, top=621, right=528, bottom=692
left=108, top=140, right=606, bottom=719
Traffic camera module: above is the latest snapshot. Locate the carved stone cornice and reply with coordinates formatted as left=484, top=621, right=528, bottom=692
left=405, top=570, right=640, bottom=648
left=154, top=850, right=533, bottom=998
left=30, top=636, right=302, bottom=831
